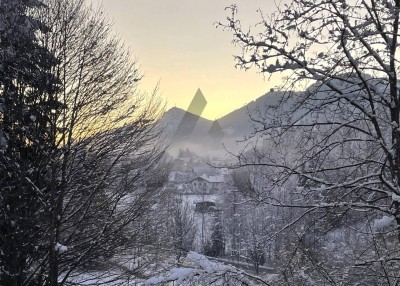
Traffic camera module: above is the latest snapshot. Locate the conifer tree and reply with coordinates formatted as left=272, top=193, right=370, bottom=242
left=0, top=1, right=60, bottom=285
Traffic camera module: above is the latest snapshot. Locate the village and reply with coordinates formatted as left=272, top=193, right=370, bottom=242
left=162, top=148, right=276, bottom=276
left=166, top=149, right=231, bottom=249
left=168, top=149, right=230, bottom=196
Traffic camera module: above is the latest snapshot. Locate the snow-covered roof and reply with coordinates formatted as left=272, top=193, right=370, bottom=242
left=202, top=175, right=225, bottom=183
left=189, top=175, right=225, bottom=184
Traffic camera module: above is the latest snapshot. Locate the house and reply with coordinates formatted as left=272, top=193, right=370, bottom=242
left=189, top=175, right=225, bottom=194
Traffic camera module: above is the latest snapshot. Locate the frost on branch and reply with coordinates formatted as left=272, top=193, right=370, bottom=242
left=392, top=193, right=400, bottom=203
left=374, top=216, right=394, bottom=231
left=54, top=243, right=68, bottom=254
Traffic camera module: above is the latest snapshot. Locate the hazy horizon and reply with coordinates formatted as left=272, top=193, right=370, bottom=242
left=91, top=0, right=283, bottom=120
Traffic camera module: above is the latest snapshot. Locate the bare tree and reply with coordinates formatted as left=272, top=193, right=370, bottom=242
left=229, top=170, right=280, bottom=275
left=154, top=193, right=197, bottom=263
left=218, top=0, right=400, bottom=284
left=37, top=1, right=167, bottom=284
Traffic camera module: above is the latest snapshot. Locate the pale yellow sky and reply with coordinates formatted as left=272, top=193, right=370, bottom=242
left=92, top=0, right=282, bottom=119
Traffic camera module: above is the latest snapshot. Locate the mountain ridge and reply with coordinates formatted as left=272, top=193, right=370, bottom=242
left=160, top=90, right=289, bottom=154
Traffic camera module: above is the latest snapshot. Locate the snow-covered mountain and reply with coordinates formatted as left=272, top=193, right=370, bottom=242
left=160, top=90, right=290, bottom=155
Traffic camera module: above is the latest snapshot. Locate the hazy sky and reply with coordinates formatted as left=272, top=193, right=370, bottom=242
left=92, top=0, right=281, bottom=119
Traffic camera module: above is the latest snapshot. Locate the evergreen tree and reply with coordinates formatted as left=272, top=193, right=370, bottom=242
left=204, top=214, right=224, bottom=258
left=0, top=1, right=60, bottom=285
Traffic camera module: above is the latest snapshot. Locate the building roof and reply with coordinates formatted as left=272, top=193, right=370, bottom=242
left=203, top=175, right=225, bottom=183
left=189, top=175, right=225, bottom=184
